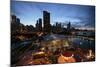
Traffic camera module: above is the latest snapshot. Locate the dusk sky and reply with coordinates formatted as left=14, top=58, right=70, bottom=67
left=11, top=1, right=95, bottom=30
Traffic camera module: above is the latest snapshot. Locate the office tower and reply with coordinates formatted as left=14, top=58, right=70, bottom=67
left=43, top=11, right=51, bottom=33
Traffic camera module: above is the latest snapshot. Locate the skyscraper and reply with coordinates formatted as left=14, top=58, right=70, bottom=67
left=11, top=15, right=20, bottom=24
left=43, top=11, right=51, bottom=33
left=36, top=20, right=39, bottom=31
left=38, top=18, right=42, bottom=32
left=67, top=21, right=71, bottom=34
left=67, top=22, right=71, bottom=30
left=16, top=18, right=20, bottom=24
left=36, top=18, right=42, bottom=32
left=55, top=22, right=62, bottom=33
left=11, top=15, right=17, bottom=23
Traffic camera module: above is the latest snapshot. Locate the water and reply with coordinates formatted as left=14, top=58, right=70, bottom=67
left=42, top=34, right=95, bottom=51
left=12, top=34, right=95, bottom=52
left=67, top=36, right=95, bottom=51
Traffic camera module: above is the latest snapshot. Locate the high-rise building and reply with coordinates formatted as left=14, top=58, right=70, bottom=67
left=11, top=15, right=17, bottom=23
left=16, top=18, right=20, bottom=24
left=43, top=11, right=51, bottom=33
left=11, top=15, right=20, bottom=24
left=67, top=22, right=71, bottom=30
left=67, top=21, right=71, bottom=34
left=38, top=18, right=42, bottom=32
left=55, top=22, right=62, bottom=33
left=36, top=20, right=39, bottom=31
left=36, top=18, right=42, bottom=32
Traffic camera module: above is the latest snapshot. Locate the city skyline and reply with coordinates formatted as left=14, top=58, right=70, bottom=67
left=11, top=1, right=95, bottom=66
left=11, top=1, right=95, bottom=30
